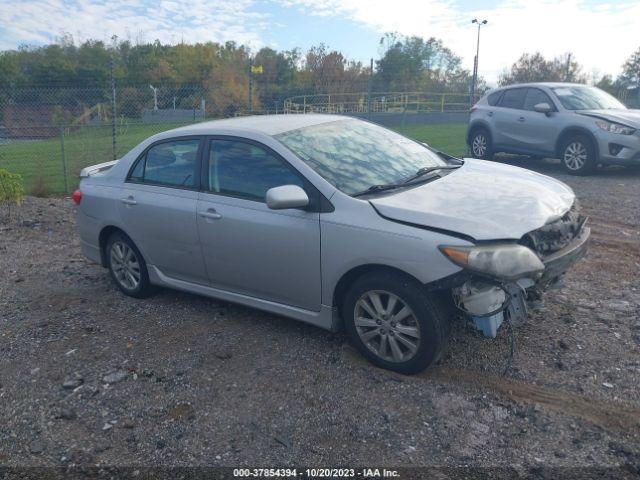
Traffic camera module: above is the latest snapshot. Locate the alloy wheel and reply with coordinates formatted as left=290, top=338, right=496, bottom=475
left=472, top=134, right=487, bottom=157
left=563, top=141, right=588, bottom=171
left=353, top=290, right=421, bottom=363
left=110, top=241, right=141, bottom=290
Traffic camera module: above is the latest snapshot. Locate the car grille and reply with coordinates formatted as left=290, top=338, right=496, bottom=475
left=520, top=202, right=586, bottom=257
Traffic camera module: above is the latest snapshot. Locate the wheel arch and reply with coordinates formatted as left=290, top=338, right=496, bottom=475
left=332, top=264, right=424, bottom=323
left=98, top=225, right=134, bottom=267
left=555, top=127, right=599, bottom=161
left=466, top=121, right=492, bottom=146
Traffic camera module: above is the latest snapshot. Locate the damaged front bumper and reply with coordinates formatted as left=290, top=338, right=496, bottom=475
left=453, top=223, right=591, bottom=337
left=535, top=225, right=590, bottom=291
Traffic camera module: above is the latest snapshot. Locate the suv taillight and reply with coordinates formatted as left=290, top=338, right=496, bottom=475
left=72, top=189, right=82, bottom=205
left=469, top=105, right=478, bottom=113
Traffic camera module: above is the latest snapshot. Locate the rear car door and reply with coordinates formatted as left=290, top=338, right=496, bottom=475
left=196, top=137, right=322, bottom=311
left=118, top=137, right=208, bottom=284
left=518, top=87, right=558, bottom=154
left=492, top=87, right=528, bottom=150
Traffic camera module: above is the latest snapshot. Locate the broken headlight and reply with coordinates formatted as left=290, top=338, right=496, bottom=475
left=439, top=244, right=544, bottom=281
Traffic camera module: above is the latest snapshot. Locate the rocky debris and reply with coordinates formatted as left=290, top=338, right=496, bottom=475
left=167, top=403, right=195, bottom=421
left=102, top=370, right=128, bottom=384
left=54, top=407, right=77, bottom=420
left=214, top=349, right=233, bottom=360
left=28, top=440, right=45, bottom=455
left=62, top=376, right=83, bottom=390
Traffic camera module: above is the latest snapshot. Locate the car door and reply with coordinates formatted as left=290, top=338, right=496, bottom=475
left=196, top=137, right=322, bottom=311
left=118, top=137, right=209, bottom=284
left=518, top=87, right=558, bottom=154
left=492, top=87, right=528, bottom=150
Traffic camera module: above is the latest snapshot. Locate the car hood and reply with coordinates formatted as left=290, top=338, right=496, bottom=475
left=577, top=109, right=640, bottom=127
left=369, top=159, right=575, bottom=241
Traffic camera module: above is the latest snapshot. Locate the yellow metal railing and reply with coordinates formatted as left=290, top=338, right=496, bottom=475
left=283, top=92, right=478, bottom=114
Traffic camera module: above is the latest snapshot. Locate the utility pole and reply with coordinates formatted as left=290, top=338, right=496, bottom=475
left=470, top=19, right=487, bottom=106
left=110, top=35, right=117, bottom=161
left=565, top=53, right=572, bottom=82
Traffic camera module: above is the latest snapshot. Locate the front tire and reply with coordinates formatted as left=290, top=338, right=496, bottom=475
left=470, top=128, right=493, bottom=160
left=106, top=232, right=155, bottom=298
left=342, top=272, right=449, bottom=374
left=560, top=135, right=595, bottom=175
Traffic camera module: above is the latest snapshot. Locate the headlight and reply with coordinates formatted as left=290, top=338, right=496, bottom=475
left=595, top=120, right=635, bottom=135
left=439, top=244, right=544, bottom=281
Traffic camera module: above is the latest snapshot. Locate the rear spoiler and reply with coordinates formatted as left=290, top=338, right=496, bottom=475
left=79, top=160, right=118, bottom=178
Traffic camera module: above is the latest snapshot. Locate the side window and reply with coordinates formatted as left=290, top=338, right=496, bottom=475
left=498, top=88, right=527, bottom=109
left=128, top=139, right=200, bottom=188
left=487, top=90, right=503, bottom=106
left=207, top=139, right=304, bottom=202
left=523, top=88, right=554, bottom=111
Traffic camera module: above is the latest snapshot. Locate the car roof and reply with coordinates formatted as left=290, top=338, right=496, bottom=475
left=492, top=82, right=587, bottom=90
left=159, top=114, right=350, bottom=137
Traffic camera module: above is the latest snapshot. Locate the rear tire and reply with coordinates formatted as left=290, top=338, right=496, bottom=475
left=342, top=272, right=449, bottom=374
left=106, top=232, right=156, bottom=298
left=560, top=135, right=595, bottom=175
left=469, top=128, right=493, bottom=160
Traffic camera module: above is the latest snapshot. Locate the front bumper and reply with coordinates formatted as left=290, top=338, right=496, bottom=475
left=535, top=225, right=590, bottom=290
left=595, top=129, right=640, bottom=165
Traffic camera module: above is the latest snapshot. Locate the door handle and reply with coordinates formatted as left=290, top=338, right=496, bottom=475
left=487, top=111, right=494, bottom=117
left=518, top=116, right=526, bottom=122
left=199, top=208, right=222, bottom=220
left=121, top=196, right=137, bottom=206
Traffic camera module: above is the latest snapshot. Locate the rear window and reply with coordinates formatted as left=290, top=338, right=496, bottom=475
left=487, top=90, right=503, bottom=106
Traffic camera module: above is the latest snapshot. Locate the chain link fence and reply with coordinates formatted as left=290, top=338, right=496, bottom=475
left=0, top=82, right=479, bottom=194
left=2, top=80, right=633, bottom=195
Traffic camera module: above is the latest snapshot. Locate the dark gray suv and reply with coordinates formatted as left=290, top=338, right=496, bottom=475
left=467, top=83, right=640, bottom=174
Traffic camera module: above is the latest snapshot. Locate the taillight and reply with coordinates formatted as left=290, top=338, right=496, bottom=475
left=72, top=189, right=82, bottom=205
left=469, top=105, right=478, bottom=113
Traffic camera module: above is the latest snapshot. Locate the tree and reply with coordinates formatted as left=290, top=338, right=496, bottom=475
left=619, top=47, right=640, bottom=87
left=375, top=34, right=469, bottom=92
left=499, top=52, right=586, bottom=86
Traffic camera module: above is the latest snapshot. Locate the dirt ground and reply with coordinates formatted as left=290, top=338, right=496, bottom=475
left=1, top=157, right=639, bottom=475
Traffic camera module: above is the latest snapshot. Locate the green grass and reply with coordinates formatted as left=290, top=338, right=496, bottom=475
left=0, top=122, right=187, bottom=194
left=0, top=121, right=468, bottom=194
left=393, top=122, right=468, bottom=157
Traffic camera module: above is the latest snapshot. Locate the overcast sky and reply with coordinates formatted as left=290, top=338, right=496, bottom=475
left=1, top=0, right=638, bottom=85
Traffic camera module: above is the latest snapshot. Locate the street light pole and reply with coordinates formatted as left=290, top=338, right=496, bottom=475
left=471, top=18, right=487, bottom=106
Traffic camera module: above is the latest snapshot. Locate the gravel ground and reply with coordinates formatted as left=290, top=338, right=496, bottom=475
left=1, top=158, right=639, bottom=474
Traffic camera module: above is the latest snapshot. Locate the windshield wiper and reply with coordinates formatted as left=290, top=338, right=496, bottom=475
left=352, top=183, right=404, bottom=197
left=402, top=165, right=461, bottom=184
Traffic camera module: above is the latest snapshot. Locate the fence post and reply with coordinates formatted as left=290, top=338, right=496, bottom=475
left=110, top=35, right=117, bottom=161
left=60, top=127, right=69, bottom=194
left=367, top=58, right=373, bottom=118
left=441, top=94, right=445, bottom=112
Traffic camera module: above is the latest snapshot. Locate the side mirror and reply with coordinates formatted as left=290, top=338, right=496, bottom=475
left=266, top=185, right=309, bottom=210
left=534, top=102, right=552, bottom=114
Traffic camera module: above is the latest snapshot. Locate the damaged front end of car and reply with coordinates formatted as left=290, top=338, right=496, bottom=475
left=440, top=203, right=590, bottom=337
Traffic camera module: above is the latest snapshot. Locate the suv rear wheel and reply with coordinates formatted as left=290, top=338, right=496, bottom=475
left=470, top=128, right=493, bottom=160
left=342, top=272, right=449, bottom=374
left=560, top=135, right=595, bottom=175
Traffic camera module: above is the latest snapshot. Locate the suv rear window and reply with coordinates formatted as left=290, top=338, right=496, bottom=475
left=498, top=88, right=527, bottom=109
left=487, top=90, right=503, bottom=106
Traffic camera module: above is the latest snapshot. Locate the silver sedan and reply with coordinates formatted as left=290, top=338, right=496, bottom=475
left=75, top=115, right=589, bottom=373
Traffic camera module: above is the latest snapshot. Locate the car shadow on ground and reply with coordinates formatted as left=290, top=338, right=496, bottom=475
left=491, top=154, right=640, bottom=178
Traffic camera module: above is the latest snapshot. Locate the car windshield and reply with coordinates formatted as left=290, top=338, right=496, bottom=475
left=551, top=86, right=626, bottom=110
left=275, top=119, right=450, bottom=195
